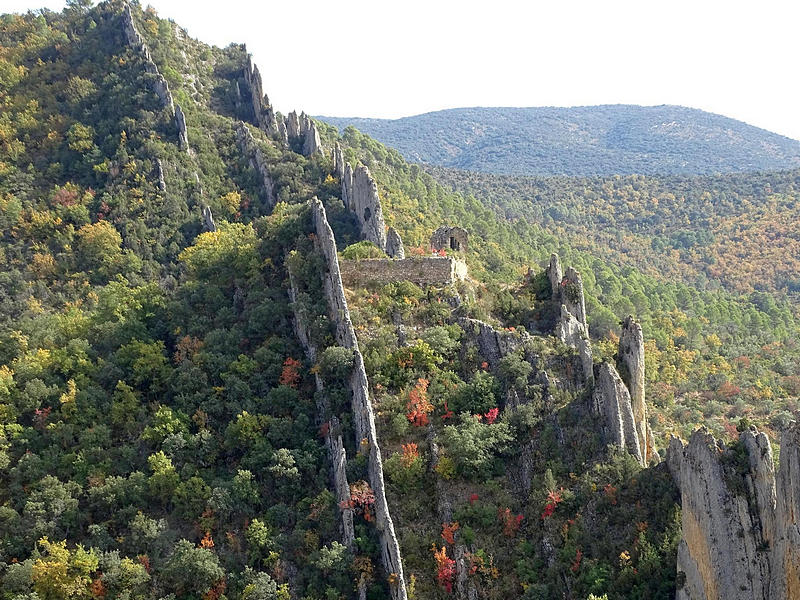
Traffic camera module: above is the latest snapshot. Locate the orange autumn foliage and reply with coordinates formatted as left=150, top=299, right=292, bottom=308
left=405, top=378, right=432, bottom=427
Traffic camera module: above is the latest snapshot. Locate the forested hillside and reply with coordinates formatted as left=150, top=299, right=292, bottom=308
left=0, top=3, right=797, bottom=600
left=320, top=106, right=800, bottom=176
left=428, top=166, right=800, bottom=295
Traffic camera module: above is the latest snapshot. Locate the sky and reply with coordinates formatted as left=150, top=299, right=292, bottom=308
left=7, top=0, right=800, bottom=141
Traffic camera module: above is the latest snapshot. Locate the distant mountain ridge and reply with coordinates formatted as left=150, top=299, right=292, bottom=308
left=319, top=105, right=800, bottom=176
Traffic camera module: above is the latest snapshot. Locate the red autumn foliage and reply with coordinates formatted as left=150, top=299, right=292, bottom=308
left=33, top=407, right=51, bottom=430
left=441, top=521, right=459, bottom=545
left=441, top=399, right=454, bottom=421
left=498, top=508, right=523, bottom=537
left=433, top=545, right=456, bottom=593
left=469, top=493, right=479, bottom=504
left=203, top=578, right=226, bottom=600
left=341, top=480, right=376, bottom=522
left=53, top=187, right=79, bottom=207
left=541, top=490, right=562, bottom=519
left=406, top=378, right=432, bottom=427
left=571, top=548, right=583, bottom=573
left=279, top=357, right=301, bottom=388
left=484, top=407, right=499, bottom=424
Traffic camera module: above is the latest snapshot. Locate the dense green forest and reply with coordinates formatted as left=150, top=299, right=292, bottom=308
left=0, top=2, right=796, bottom=600
left=320, top=106, right=800, bottom=176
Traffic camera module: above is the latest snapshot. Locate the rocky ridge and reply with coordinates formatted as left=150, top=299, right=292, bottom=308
left=310, top=198, right=408, bottom=600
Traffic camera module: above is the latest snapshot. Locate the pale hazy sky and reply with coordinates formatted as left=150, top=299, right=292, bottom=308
left=7, top=0, right=800, bottom=140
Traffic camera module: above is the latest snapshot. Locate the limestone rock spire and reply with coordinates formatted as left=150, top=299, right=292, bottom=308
left=619, top=315, right=656, bottom=462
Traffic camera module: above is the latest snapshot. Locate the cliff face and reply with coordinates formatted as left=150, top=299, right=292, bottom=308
left=668, top=425, right=800, bottom=600
left=773, top=425, right=800, bottom=599
left=592, top=362, right=643, bottom=465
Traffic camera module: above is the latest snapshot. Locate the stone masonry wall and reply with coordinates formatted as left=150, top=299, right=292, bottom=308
left=339, top=257, right=467, bottom=288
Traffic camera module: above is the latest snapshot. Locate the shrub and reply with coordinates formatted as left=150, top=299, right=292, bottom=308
left=340, top=241, right=387, bottom=260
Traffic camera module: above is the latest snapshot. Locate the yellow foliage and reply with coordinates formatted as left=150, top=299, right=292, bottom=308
left=32, top=538, right=98, bottom=600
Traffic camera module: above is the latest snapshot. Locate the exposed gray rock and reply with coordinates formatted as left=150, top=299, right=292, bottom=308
left=431, top=225, right=468, bottom=253
left=236, top=122, right=277, bottom=211
left=350, top=165, right=387, bottom=251
left=202, top=206, right=216, bottom=232
left=592, top=362, right=643, bottom=465
left=563, top=266, right=586, bottom=327
left=155, top=159, right=166, bottom=192
left=175, top=104, right=189, bottom=151
left=122, top=4, right=175, bottom=115
left=301, top=112, right=322, bottom=156
left=243, top=56, right=278, bottom=136
left=666, top=436, right=684, bottom=491
left=619, top=315, right=655, bottom=463
left=277, top=116, right=288, bottom=144
left=285, top=110, right=301, bottom=139
left=673, top=428, right=774, bottom=600
left=342, top=162, right=354, bottom=208
left=772, top=423, right=800, bottom=599
left=310, top=198, right=408, bottom=600
left=555, top=305, right=593, bottom=384
left=385, top=227, right=405, bottom=259
left=546, top=253, right=562, bottom=300
left=458, top=317, right=528, bottom=371
left=334, top=142, right=346, bottom=180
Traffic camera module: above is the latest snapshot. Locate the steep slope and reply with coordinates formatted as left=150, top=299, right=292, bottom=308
left=320, top=106, right=800, bottom=176
left=0, top=3, right=798, bottom=600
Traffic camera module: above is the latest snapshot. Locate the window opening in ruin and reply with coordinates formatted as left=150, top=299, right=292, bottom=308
left=450, top=236, right=459, bottom=251
left=363, top=207, right=371, bottom=222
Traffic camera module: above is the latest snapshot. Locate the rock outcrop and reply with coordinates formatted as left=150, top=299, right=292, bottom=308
left=301, top=112, right=322, bottom=156
left=562, top=266, right=587, bottom=327
left=669, top=428, right=776, bottom=600
left=773, top=424, right=800, bottom=599
left=202, top=206, right=216, bottom=232
left=333, top=144, right=404, bottom=256
left=459, top=317, right=528, bottom=371
left=385, top=227, right=405, bottom=259
left=546, top=253, right=562, bottom=301
left=310, top=198, right=408, bottom=600
left=619, top=315, right=657, bottom=463
left=348, top=165, right=388, bottom=251
left=235, top=122, right=277, bottom=211
left=592, top=362, right=643, bottom=465
left=154, top=158, right=166, bottom=192
left=175, top=104, right=189, bottom=151
left=666, top=424, right=800, bottom=599
left=122, top=4, right=189, bottom=151
left=555, top=305, right=593, bottom=384
left=280, top=110, right=322, bottom=156
left=242, top=56, right=278, bottom=136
